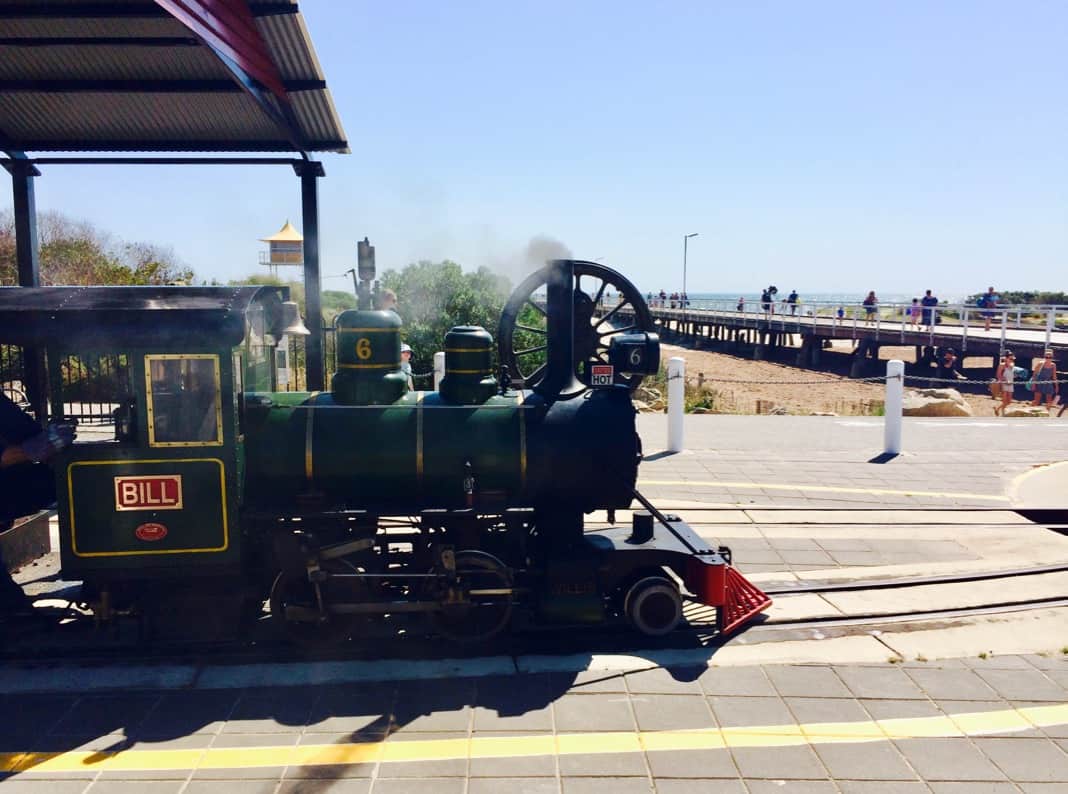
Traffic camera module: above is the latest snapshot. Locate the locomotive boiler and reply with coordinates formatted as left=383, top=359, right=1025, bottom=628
left=0, top=256, right=771, bottom=644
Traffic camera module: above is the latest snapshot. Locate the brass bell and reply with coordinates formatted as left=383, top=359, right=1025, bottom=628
left=279, top=300, right=310, bottom=336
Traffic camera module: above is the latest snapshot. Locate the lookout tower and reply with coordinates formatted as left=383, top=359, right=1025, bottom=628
left=259, top=220, right=304, bottom=279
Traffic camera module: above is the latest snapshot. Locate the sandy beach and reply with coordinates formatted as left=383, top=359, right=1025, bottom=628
left=658, top=341, right=1011, bottom=417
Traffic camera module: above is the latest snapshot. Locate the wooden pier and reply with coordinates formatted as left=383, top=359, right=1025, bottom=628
left=632, top=305, right=1068, bottom=377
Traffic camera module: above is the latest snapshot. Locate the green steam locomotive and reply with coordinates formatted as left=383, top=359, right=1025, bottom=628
left=0, top=257, right=769, bottom=643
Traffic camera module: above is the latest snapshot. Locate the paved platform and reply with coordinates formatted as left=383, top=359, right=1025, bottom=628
left=3, top=654, right=1068, bottom=792
left=4, top=415, right=1068, bottom=791
left=635, top=415, right=1068, bottom=510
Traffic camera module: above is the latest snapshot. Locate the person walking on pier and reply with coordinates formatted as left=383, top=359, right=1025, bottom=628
left=921, top=289, right=939, bottom=330
left=978, top=286, right=999, bottom=332
left=908, top=298, right=921, bottom=327
left=787, top=290, right=799, bottom=315
left=736, top=297, right=745, bottom=313
left=862, top=291, right=878, bottom=323
left=1031, top=350, right=1059, bottom=411
left=993, top=352, right=1017, bottom=416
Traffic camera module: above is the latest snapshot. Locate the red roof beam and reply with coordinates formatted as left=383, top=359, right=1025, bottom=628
left=155, top=0, right=287, bottom=101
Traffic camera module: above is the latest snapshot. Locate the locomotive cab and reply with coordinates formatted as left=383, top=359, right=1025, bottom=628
left=0, top=285, right=294, bottom=617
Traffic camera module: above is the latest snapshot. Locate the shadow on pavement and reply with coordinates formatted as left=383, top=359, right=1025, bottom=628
left=3, top=653, right=714, bottom=784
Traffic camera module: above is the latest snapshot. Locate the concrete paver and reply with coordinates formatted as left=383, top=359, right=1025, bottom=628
left=2, top=658, right=1068, bottom=791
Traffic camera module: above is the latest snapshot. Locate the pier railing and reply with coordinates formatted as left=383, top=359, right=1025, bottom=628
left=637, top=299, right=1068, bottom=352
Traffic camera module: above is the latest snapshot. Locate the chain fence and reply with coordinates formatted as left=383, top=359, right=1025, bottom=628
left=679, top=373, right=1067, bottom=386
left=651, top=366, right=1064, bottom=418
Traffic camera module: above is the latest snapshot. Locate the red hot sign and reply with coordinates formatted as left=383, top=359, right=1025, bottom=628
left=114, top=475, right=184, bottom=512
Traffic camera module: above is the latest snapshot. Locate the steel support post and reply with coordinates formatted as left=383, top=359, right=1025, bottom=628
left=11, top=160, right=40, bottom=287
left=11, top=159, right=47, bottom=424
left=299, top=164, right=324, bottom=391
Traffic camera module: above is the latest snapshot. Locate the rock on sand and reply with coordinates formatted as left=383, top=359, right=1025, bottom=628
left=902, top=388, right=973, bottom=417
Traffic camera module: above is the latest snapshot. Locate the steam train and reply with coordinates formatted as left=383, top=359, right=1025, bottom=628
left=0, top=257, right=770, bottom=643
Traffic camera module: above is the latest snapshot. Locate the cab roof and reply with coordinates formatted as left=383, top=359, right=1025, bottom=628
left=0, top=285, right=284, bottom=348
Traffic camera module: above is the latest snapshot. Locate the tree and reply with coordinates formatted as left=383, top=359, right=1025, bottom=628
left=226, top=273, right=357, bottom=324
left=966, top=290, right=1068, bottom=306
left=0, top=209, right=193, bottom=286
left=380, top=261, right=512, bottom=373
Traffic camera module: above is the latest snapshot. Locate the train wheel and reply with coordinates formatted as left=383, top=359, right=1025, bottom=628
left=268, top=570, right=352, bottom=646
left=497, top=260, right=654, bottom=393
left=429, top=551, right=514, bottom=643
left=624, top=575, right=683, bottom=637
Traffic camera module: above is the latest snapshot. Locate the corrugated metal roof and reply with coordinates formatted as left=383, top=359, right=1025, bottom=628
left=1, top=0, right=348, bottom=154
left=0, top=93, right=287, bottom=148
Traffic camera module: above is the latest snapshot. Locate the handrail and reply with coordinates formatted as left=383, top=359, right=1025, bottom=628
left=598, top=298, right=1066, bottom=354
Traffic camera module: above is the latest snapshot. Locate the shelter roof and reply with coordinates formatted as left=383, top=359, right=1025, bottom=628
left=0, top=0, right=348, bottom=153
left=261, top=219, right=302, bottom=242
left=0, top=285, right=284, bottom=347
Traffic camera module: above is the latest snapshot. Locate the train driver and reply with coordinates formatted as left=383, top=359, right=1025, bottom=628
left=0, top=393, right=76, bottom=617
left=400, top=343, right=414, bottom=390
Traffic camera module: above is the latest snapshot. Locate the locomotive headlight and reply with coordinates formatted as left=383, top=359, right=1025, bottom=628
left=608, top=332, right=660, bottom=375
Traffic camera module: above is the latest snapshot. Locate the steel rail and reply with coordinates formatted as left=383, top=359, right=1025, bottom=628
left=760, top=562, right=1068, bottom=596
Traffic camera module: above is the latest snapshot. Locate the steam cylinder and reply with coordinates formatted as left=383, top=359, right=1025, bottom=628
left=242, top=387, right=639, bottom=514
left=439, top=325, right=497, bottom=404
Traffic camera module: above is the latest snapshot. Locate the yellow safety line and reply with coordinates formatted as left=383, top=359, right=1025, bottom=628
left=6, top=703, right=1067, bottom=774
left=638, top=479, right=1011, bottom=502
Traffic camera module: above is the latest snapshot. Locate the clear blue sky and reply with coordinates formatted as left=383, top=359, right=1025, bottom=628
left=22, top=1, right=1068, bottom=295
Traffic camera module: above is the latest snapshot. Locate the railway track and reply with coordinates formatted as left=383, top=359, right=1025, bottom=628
left=4, top=561, right=1066, bottom=666
left=4, top=506, right=1063, bottom=666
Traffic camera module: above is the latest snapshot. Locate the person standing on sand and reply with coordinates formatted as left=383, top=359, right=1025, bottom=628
left=1031, top=350, right=1059, bottom=411
left=993, top=352, right=1017, bottom=416
left=936, top=348, right=965, bottom=382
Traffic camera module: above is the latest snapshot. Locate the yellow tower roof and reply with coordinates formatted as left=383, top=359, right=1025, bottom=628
left=260, top=220, right=303, bottom=243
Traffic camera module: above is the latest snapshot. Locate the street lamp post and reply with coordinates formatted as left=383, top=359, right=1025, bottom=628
left=683, top=232, right=699, bottom=300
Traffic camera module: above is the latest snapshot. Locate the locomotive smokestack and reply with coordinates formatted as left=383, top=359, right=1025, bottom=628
left=534, top=259, right=584, bottom=401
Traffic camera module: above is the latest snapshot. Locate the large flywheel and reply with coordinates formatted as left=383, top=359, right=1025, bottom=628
left=497, top=260, right=654, bottom=392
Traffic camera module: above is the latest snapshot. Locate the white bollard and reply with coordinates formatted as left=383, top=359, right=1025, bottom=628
left=433, top=351, right=445, bottom=391
left=667, top=356, right=685, bottom=453
left=884, top=359, right=904, bottom=455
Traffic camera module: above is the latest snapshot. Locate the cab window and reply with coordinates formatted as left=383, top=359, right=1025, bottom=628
left=145, top=355, right=222, bottom=446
